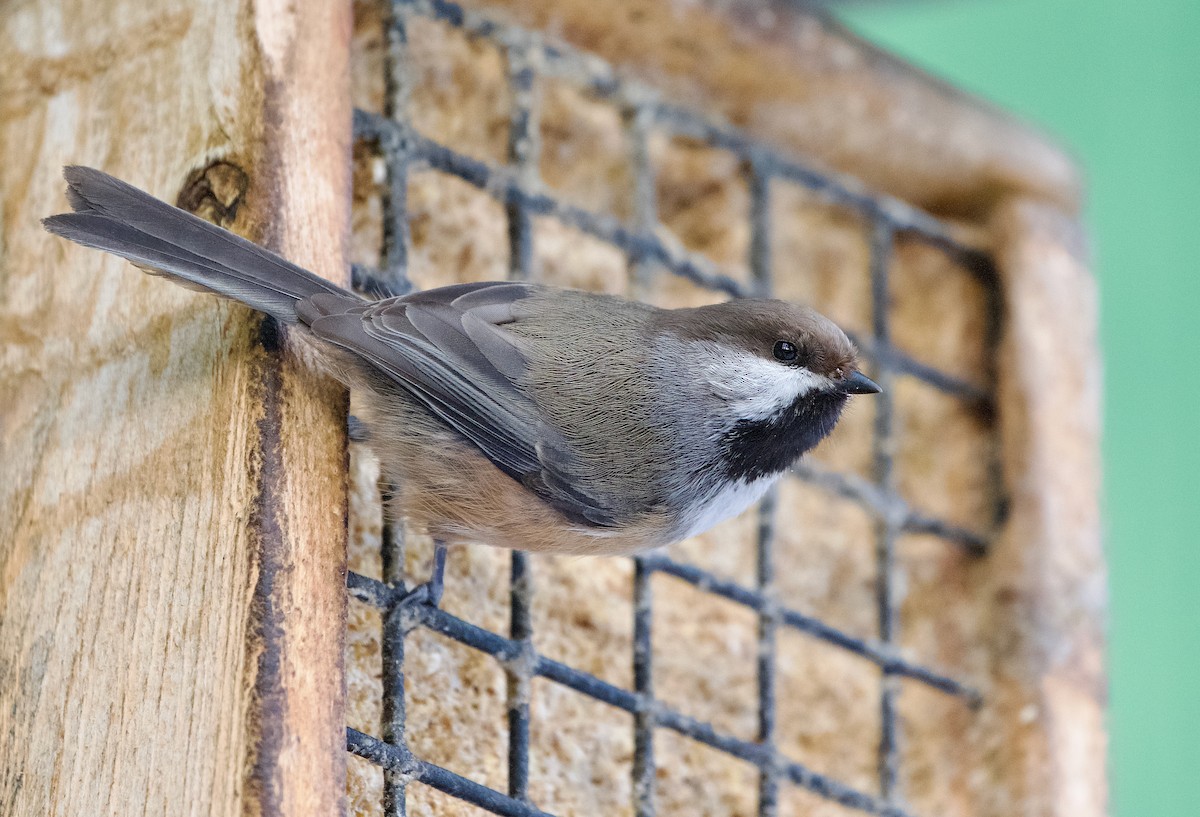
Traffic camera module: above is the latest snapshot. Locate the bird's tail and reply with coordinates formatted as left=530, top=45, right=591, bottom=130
left=43, top=166, right=353, bottom=323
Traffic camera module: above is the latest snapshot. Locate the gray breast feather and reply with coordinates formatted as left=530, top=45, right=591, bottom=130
left=300, top=282, right=621, bottom=527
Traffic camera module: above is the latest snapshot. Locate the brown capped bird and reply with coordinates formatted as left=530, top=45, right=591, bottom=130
left=44, top=166, right=879, bottom=557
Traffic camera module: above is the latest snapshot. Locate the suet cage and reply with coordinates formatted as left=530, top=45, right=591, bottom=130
left=0, top=1, right=1105, bottom=816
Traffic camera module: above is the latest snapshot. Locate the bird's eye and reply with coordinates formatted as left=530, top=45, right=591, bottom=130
left=773, top=340, right=798, bottom=362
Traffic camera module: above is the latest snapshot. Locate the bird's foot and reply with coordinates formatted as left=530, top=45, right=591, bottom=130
left=424, top=542, right=447, bottom=607
left=347, top=414, right=370, bottom=443
left=393, top=542, right=446, bottom=610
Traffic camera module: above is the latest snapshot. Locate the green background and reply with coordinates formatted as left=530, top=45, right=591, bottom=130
left=834, top=1, right=1200, bottom=815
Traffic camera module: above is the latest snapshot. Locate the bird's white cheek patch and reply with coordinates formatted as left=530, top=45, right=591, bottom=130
left=704, top=350, right=830, bottom=421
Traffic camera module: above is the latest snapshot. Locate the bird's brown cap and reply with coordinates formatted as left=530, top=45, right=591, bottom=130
left=654, top=299, right=861, bottom=381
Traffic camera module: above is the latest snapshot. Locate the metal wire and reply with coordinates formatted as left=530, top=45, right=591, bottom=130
left=347, top=0, right=1000, bottom=814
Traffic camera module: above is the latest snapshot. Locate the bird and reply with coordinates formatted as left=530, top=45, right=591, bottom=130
left=44, top=166, right=880, bottom=560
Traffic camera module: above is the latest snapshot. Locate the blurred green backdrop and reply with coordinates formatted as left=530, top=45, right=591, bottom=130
left=834, top=1, right=1200, bottom=815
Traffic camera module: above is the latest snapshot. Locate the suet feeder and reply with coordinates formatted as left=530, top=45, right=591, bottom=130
left=0, top=1, right=1103, bottom=816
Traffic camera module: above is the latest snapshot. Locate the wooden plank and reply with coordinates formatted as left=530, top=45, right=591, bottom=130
left=246, top=0, right=353, bottom=814
left=990, top=196, right=1107, bottom=817
left=0, top=1, right=351, bottom=815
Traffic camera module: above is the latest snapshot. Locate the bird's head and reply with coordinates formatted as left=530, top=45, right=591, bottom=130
left=654, top=299, right=880, bottom=481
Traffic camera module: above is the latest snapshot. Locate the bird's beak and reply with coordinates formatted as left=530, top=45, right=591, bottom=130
left=841, top=371, right=882, bottom=395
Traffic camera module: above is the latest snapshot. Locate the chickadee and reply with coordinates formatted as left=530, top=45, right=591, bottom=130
left=45, top=167, right=880, bottom=556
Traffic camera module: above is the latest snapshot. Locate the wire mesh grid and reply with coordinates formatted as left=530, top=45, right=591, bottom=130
left=344, top=0, right=1002, bottom=815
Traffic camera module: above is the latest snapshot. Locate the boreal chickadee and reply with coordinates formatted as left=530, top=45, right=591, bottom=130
left=45, top=167, right=880, bottom=556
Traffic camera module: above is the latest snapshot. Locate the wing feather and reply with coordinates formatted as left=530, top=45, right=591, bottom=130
left=303, top=281, right=617, bottom=526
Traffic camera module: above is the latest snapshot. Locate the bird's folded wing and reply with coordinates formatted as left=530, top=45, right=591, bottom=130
left=303, top=281, right=618, bottom=527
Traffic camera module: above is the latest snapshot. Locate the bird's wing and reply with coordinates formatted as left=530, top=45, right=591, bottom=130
left=300, top=281, right=619, bottom=527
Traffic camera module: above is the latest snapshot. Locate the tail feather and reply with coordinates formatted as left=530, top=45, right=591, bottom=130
left=43, top=166, right=355, bottom=323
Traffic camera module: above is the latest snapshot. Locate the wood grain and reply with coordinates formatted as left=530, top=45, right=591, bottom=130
left=0, top=0, right=352, bottom=815
left=246, top=0, right=354, bottom=814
